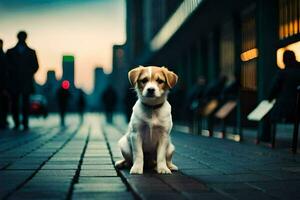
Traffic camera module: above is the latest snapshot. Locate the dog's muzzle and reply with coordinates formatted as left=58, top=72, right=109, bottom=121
left=146, top=87, right=155, bottom=97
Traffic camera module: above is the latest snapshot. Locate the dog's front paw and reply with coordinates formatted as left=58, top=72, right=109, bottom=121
left=130, top=163, right=143, bottom=174
left=167, top=163, right=178, bottom=171
left=157, top=165, right=172, bottom=174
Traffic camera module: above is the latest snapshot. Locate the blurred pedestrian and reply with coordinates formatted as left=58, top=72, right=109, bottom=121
left=186, top=76, right=206, bottom=113
left=57, top=80, right=71, bottom=127
left=6, top=31, right=39, bottom=131
left=102, top=85, right=117, bottom=123
left=168, top=84, right=186, bottom=122
left=78, top=89, right=86, bottom=124
left=123, top=84, right=136, bottom=122
left=268, top=50, right=300, bottom=122
left=0, top=39, right=10, bottom=129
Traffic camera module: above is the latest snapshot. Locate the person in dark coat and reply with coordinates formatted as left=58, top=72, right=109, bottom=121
left=268, top=50, right=300, bottom=122
left=6, top=31, right=39, bottom=131
left=123, top=84, right=137, bottom=122
left=102, top=85, right=117, bottom=123
left=78, top=89, right=86, bottom=124
left=57, top=81, right=71, bottom=127
left=168, top=84, right=187, bottom=122
left=0, top=39, right=10, bottom=129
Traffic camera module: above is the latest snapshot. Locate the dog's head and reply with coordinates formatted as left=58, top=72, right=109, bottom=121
left=128, top=66, right=178, bottom=101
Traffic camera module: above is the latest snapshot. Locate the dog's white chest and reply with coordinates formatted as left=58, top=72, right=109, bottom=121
left=139, top=122, right=162, bottom=152
left=146, top=110, right=166, bottom=127
left=129, top=100, right=173, bottom=151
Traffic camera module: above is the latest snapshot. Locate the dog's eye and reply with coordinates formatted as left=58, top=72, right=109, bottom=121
left=140, top=78, right=148, bottom=84
left=157, top=79, right=164, bottom=84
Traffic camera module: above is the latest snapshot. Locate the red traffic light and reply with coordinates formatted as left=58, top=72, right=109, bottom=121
left=62, top=80, right=70, bottom=90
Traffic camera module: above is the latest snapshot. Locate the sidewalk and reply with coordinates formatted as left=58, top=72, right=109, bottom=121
left=0, top=114, right=299, bottom=200
left=108, top=115, right=300, bottom=200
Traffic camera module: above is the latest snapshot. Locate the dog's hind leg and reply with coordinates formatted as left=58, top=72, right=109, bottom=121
left=166, top=143, right=178, bottom=171
left=115, top=135, right=132, bottom=169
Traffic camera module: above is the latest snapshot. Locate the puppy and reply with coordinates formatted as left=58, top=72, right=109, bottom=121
left=115, top=66, right=178, bottom=174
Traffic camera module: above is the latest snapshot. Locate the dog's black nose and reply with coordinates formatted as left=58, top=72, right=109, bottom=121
left=147, top=88, right=155, bottom=94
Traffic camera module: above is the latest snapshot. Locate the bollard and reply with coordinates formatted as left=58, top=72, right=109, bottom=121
left=292, top=86, right=300, bottom=154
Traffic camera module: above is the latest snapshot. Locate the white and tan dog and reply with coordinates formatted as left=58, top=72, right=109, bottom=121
left=115, top=66, right=178, bottom=174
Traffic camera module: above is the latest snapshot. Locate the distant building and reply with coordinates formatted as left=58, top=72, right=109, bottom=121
left=94, top=67, right=108, bottom=95
left=62, top=55, right=75, bottom=87
left=46, top=70, right=57, bottom=86
left=88, top=67, right=108, bottom=111
left=43, top=70, right=59, bottom=112
left=60, top=55, right=80, bottom=112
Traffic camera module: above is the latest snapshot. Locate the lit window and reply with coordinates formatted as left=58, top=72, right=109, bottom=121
left=240, top=48, right=259, bottom=62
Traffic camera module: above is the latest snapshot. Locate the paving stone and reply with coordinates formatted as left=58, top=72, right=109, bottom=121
left=72, top=191, right=134, bottom=200
left=186, top=191, right=233, bottom=200
left=82, top=158, right=112, bottom=165
left=12, top=159, right=48, bottom=164
left=48, top=157, right=81, bottom=161
left=36, top=169, right=77, bottom=176
left=0, top=170, right=35, bottom=180
left=182, top=168, right=223, bottom=176
left=257, top=169, right=300, bottom=180
left=223, top=189, right=276, bottom=200
left=6, top=164, right=41, bottom=170
left=195, top=173, right=275, bottom=183
left=74, top=182, right=127, bottom=192
left=265, top=189, right=300, bottom=200
left=78, top=177, right=123, bottom=184
left=140, top=192, right=185, bottom=200
left=82, top=161, right=113, bottom=165
left=83, top=155, right=111, bottom=158
left=80, top=164, right=115, bottom=170
left=159, top=174, right=209, bottom=192
left=85, top=150, right=110, bottom=154
left=216, top=167, right=253, bottom=175
left=80, top=169, right=118, bottom=177
left=21, top=184, right=71, bottom=192
left=30, top=174, right=74, bottom=181
left=10, top=191, right=68, bottom=200
left=42, top=164, right=78, bottom=170
left=246, top=180, right=300, bottom=193
left=120, top=173, right=174, bottom=193
left=46, top=160, right=79, bottom=165
left=85, top=149, right=109, bottom=153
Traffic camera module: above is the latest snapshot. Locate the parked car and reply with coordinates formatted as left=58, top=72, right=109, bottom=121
left=30, top=95, right=48, bottom=118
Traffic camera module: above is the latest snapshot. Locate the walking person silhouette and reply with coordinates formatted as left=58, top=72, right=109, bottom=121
left=57, top=80, right=71, bottom=127
left=78, top=89, right=86, bottom=124
left=6, top=31, right=39, bottom=131
left=102, top=85, right=117, bottom=124
left=0, top=39, right=10, bottom=129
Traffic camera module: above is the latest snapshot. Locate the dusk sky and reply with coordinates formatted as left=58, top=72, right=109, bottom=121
left=0, top=0, right=126, bottom=93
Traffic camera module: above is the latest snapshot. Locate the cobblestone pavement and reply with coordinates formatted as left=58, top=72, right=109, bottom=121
left=0, top=114, right=300, bottom=200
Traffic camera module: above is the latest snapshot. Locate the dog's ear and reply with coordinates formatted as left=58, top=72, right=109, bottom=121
left=128, top=66, right=144, bottom=86
left=162, top=66, right=178, bottom=88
